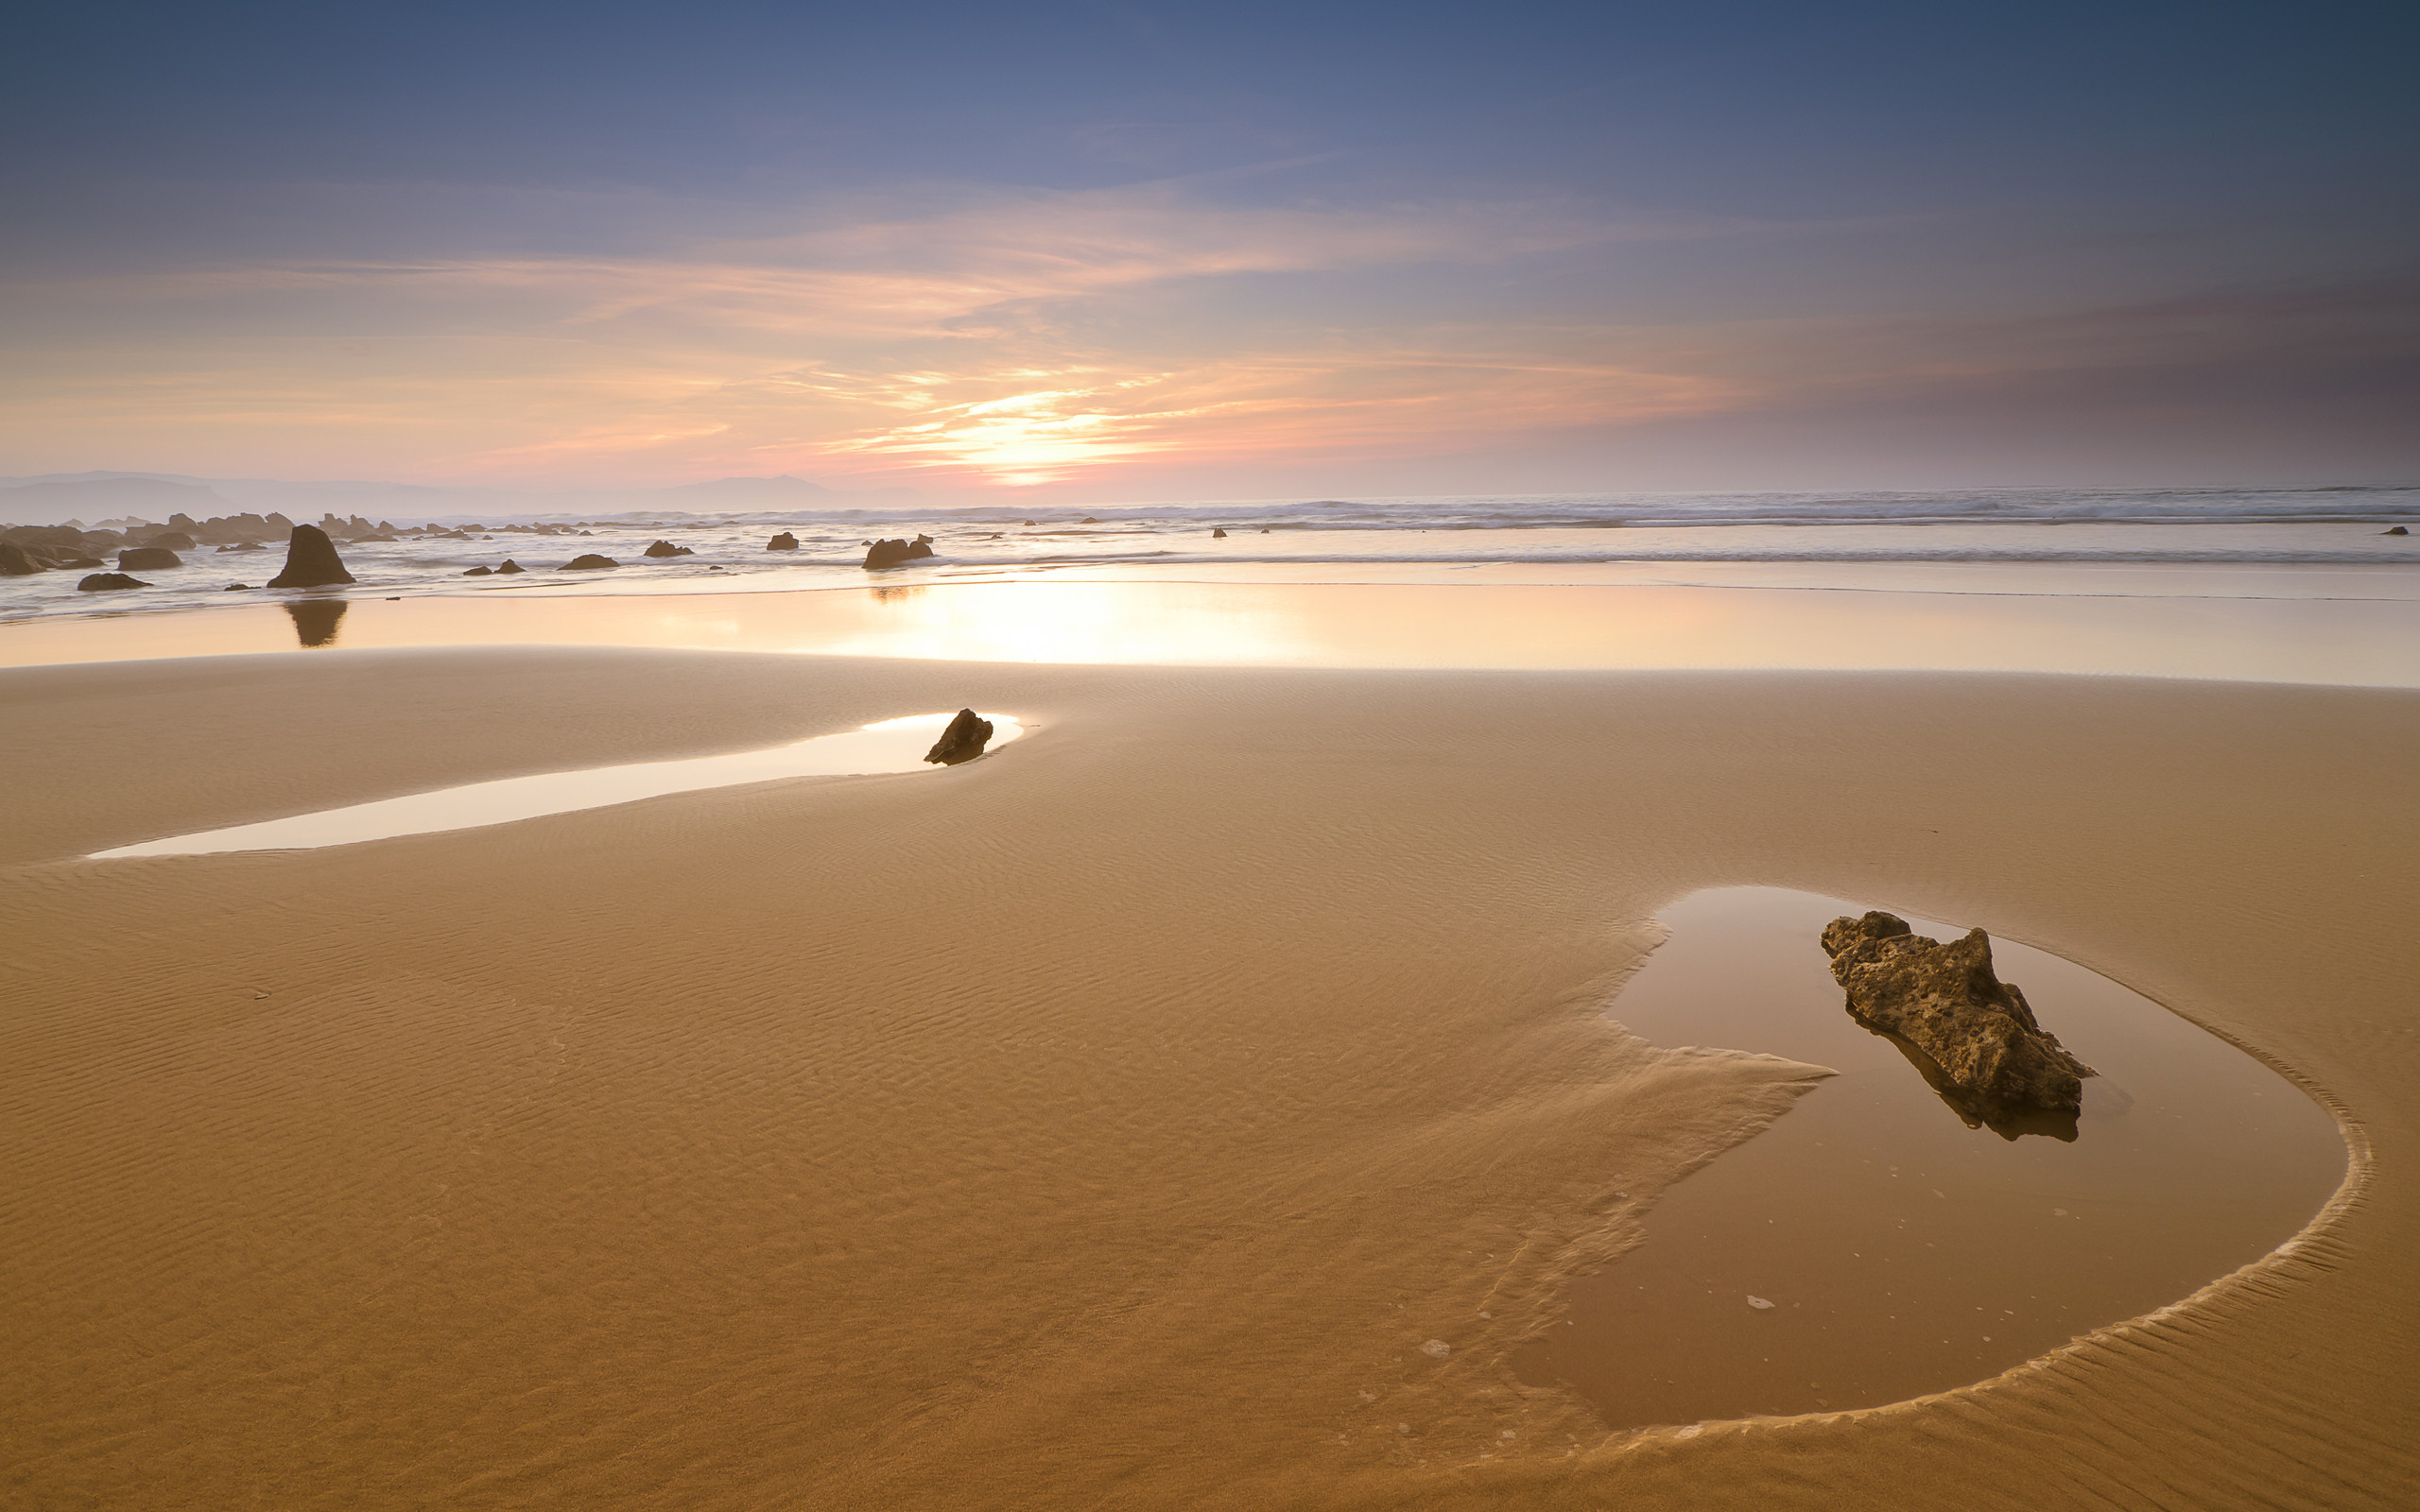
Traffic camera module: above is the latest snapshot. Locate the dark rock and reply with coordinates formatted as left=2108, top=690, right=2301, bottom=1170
left=1023, top=519, right=1036, bottom=525
left=767, top=532, right=801, bottom=550
left=2386, top=525, right=2410, bottom=536
left=924, top=709, right=995, bottom=765
left=225, top=583, right=252, bottom=591
left=268, top=524, right=356, bottom=588
left=78, top=572, right=148, bottom=591
left=118, top=546, right=183, bottom=571
left=561, top=553, right=618, bottom=570
left=144, top=531, right=198, bottom=551
left=1820, top=912, right=2094, bottom=1122
left=642, top=539, right=694, bottom=558
left=0, top=541, right=41, bottom=576
left=463, top=566, right=493, bottom=576
left=1212, top=527, right=1227, bottom=538
left=1260, top=527, right=1270, bottom=533
left=863, top=537, right=936, bottom=569
left=1080, top=516, right=1098, bottom=524
left=495, top=559, right=526, bottom=574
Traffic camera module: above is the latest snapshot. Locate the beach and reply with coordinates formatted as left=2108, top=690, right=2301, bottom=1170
left=5, top=619, right=2415, bottom=1509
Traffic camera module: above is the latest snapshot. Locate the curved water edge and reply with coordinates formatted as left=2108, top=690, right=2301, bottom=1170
left=88, top=711, right=1024, bottom=859
left=1516, top=886, right=2347, bottom=1435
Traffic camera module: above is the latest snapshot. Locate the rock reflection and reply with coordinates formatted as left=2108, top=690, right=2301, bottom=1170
left=870, top=585, right=925, bottom=605
left=1866, top=1026, right=2083, bottom=1141
left=284, top=599, right=349, bottom=647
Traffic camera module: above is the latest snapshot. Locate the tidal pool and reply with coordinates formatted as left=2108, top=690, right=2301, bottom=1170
left=1512, top=886, right=2345, bottom=1428
left=90, top=712, right=1022, bottom=858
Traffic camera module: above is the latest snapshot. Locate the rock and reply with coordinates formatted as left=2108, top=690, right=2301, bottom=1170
left=225, top=583, right=252, bottom=591
left=1820, top=912, right=2093, bottom=1120
left=495, top=559, right=526, bottom=574
left=924, top=708, right=995, bottom=765
left=118, top=546, right=183, bottom=571
left=1212, top=527, right=1227, bottom=538
left=1023, top=519, right=1036, bottom=525
left=864, top=537, right=936, bottom=569
left=143, top=530, right=198, bottom=550
left=1260, top=527, right=1270, bottom=533
left=0, top=541, right=40, bottom=576
left=2386, top=525, right=2410, bottom=536
left=1080, top=516, right=1099, bottom=524
left=78, top=572, right=149, bottom=591
left=463, top=566, right=493, bottom=576
left=267, top=524, right=357, bottom=588
left=561, top=553, right=618, bottom=570
left=767, top=532, right=800, bottom=550
left=642, top=539, right=693, bottom=558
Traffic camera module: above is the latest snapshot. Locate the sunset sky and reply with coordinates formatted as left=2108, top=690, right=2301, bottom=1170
left=5, top=0, right=2414, bottom=499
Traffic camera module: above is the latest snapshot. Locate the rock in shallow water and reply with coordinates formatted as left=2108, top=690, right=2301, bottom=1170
left=118, top=546, right=183, bottom=571
left=864, top=537, right=936, bottom=569
left=78, top=572, right=149, bottom=591
left=767, top=531, right=800, bottom=551
left=496, top=558, right=526, bottom=574
left=924, top=708, right=995, bottom=765
left=561, top=553, right=618, bottom=570
left=0, top=541, right=40, bottom=576
left=1820, top=911, right=2094, bottom=1118
left=267, top=524, right=356, bottom=588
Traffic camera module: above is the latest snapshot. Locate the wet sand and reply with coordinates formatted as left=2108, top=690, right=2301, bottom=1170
left=3, top=647, right=2415, bottom=1510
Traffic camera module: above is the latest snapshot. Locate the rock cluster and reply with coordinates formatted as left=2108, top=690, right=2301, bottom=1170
left=642, top=539, right=694, bottom=558
left=1820, top=911, right=2094, bottom=1119
left=267, top=524, right=357, bottom=588
left=864, top=535, right=936, bottom=569
left=924, top=709, right=995, bottom=765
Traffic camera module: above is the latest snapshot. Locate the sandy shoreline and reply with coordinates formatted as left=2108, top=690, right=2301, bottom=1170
left=5, top=645, right=2415, bottom=1509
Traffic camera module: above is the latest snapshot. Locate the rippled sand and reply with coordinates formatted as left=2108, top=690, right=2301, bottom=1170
left=3, top=647, right=2414, bottom=1509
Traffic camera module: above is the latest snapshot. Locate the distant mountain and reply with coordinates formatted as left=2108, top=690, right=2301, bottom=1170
left=0, top=471, right=921, bottom=526
left=0, top=475, right=237, bottom=524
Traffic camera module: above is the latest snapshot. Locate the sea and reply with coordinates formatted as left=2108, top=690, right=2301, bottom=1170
left=5, top=484, right=2417, bottom=626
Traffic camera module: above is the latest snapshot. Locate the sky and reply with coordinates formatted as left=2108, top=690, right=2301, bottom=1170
left=3, top=0, right=2414, bottom=500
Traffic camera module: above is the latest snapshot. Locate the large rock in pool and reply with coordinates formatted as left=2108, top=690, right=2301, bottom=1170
left=642, top=539, right=694, bottom=558
left=118, top=546, right=183, bottom=571
left=561, top=553, right=618, bottom=570
left=924, top=708, right=995, bottom=765
left=1821, top=912, right=2094, bottom=1118
left=0, top=541, right=41, bottom=576
left=767, top=532, right=800, bottom=551
left=267, top=524, right=356, bottom=588
left=864, top=537, right=936, bottom=569
left=78, top=572, right=149, bottom=591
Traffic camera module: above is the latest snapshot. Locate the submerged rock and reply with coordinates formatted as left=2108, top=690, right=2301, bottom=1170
left=78, top=572, right=149, bottom=591
left=767, top=531, right=800, bottom=551
left=118, top=546, right=183, bottom=571
left=267, top=524, right=356, bottom=588
left=561, top=553, right=618, bottom=570
left=864, top=537, right=936, bottom=569
left=1821, top=912, right=2093, bottom=1119
left=495, top=558, right=526, bottom=574
left=642, top=539, right=694, bottom=558
left=924, top=708, right=995, bottom=765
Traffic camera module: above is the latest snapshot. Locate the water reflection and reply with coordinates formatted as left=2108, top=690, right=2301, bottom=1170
left=870, top=585, right=925, bottom=605
left=90, top=711, right=1023, bottom=858
left=1868, top=1023, right=2082, bottom=1141
left=283, top=598, right=348, bottom=647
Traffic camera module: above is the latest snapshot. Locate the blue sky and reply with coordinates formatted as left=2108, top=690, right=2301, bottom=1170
left=4, top=0, right=2413, bottom=496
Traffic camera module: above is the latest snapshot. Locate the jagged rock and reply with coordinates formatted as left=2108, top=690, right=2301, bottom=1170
left=924, top=709, right=995, bottom=765
left=118, top=546, right=183, bottom=571
left=642, top=539, right=693, bottom=558
left=144, top=531, right=198, bottom=551
left=0, top=541, right=40, bottom=576
left=2386, top=525, right=2411, bottom=536
left=463, top=566, right=493, bottom=576
left=268, top=524, right=356, bottom=588
left=78, top=573, right=149, bottom=591
left=1821, top=912, right=2094, bottom=1118
left=864, top=537, right=936, bottom=569
left=561, top=553, right=618, bottom=570
left=767, top=532, right=800, bottom=550
left=495, top=559, right=526, bottom=574
left=1212, top=527, right=1227, bottom=538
